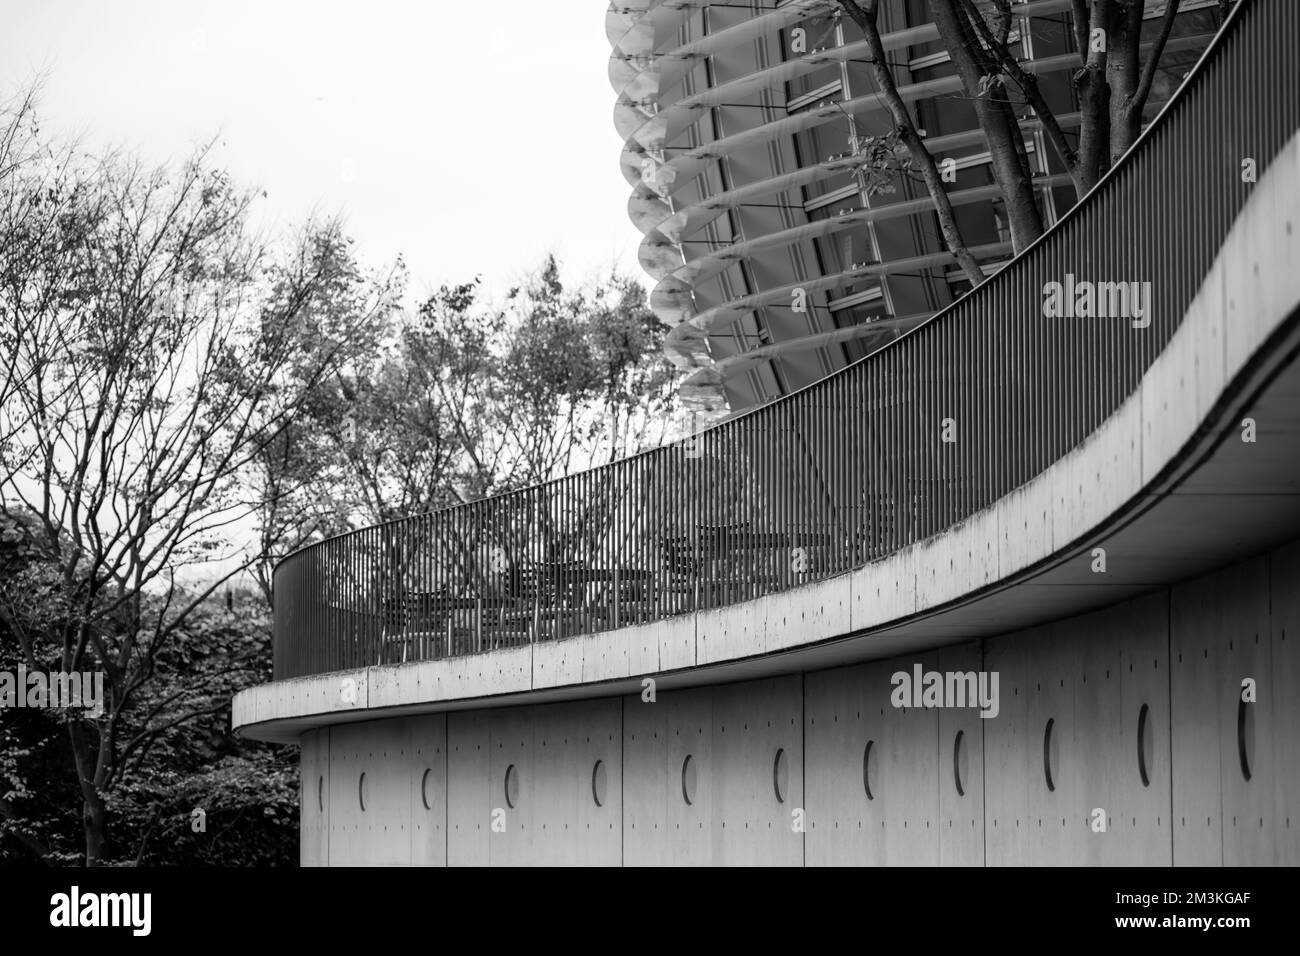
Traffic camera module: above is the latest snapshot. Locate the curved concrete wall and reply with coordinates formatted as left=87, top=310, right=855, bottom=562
left=295, top=539, right=1300, bottom=865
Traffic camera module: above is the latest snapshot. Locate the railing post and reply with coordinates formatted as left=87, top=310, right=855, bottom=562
left=613, top=568, right=621, bottom=629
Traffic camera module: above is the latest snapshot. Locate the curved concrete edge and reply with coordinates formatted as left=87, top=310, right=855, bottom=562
left=234, top=134, right=1300, bottom=742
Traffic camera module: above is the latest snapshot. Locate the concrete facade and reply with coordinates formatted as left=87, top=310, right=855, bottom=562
left=295, top=539, right=1298, bottom=865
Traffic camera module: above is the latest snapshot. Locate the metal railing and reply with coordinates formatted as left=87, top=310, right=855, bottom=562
left=273, top=0, right=1298, bottom=680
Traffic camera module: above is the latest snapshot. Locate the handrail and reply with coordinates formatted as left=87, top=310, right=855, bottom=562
left=272, top=0, right=1297, bottom=680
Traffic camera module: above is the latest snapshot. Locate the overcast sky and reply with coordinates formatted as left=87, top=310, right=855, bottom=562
left=0, top=0, right=643, bottom=301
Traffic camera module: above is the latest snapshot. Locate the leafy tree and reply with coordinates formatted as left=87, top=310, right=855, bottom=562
left=1, top=508, right=297, bottom=866
left=99, top=594, right=297, bottom=867
left=252, top=256, right=681, bottom=557
left=246, top=237, right=404, bottom=605
left=586, top=272, right=681, bottom=466
left=494, top=256, right=604, bottom=486
left=0, top=90, right=357, bottom=864
left=245, top=255, right=683, bottom=636
left=492, top=256, right=681, bottom=484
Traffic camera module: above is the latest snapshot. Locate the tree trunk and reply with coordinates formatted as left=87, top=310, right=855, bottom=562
left=929, top=0, right=1044, bottom=251
left=1113, top=0, right=1183, bottom=164
left=1106, top=0, right=1144, bottom=162
left=69, top=721, right=108, bottom=865
left=83, top=790, right=108, bottom=866
left=1074, top=0, right=1113, bottom=193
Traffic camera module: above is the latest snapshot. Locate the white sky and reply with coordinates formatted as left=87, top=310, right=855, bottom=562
left=0, top=0, right=644, bottom=301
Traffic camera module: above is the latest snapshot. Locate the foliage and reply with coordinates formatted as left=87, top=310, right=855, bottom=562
left=0, top=87, right=352, bottom=864
left=251, top=254, right=683, bottom=584
left=1, top=509, right=295, bottom=865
